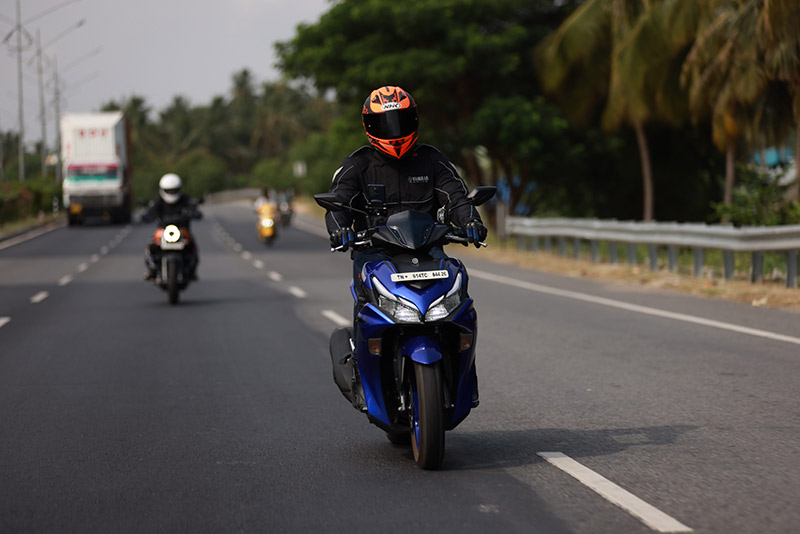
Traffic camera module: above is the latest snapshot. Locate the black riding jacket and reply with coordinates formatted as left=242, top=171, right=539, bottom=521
left=324, top=144, right=481, bottom=235
left=147, top=194, right=196, bottom=228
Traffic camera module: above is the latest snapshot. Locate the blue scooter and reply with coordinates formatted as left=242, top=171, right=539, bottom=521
left=315, top=185, right=495, bottom=469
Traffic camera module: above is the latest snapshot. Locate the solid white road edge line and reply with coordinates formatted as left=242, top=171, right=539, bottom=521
left=30, top=291, right=49, bottom=304
left=470, top=269, right=800, bottom=347
left=58, top=275, right=73, bottom=286
left=322, top=310, right=351, bottom=327
left=538, top=452, right=692, bottom=533
left=0, top=317, right=10, bottom=329
left=288, top=286, right=307, bottom=299
left=0, top=220, right=66, bottom=251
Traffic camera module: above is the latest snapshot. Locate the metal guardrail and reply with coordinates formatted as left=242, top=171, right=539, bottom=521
left=503, top=209, right=800, bottom=288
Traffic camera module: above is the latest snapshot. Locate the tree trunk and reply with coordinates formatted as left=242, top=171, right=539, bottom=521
left=723, top=141, right=736, bottom=216
left=633, top=121, right=654, bottom=221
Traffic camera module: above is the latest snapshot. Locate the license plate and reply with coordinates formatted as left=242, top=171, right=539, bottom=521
left=390, top=270, right=449, bottom=282
left=161, top=242, right=185, bottom=250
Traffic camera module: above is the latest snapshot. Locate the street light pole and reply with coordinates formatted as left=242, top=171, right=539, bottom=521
left=53, top=56, right=62, bottom=183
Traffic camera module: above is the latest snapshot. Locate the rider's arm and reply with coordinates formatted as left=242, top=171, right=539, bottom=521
left=431, top=151, right=481, bottom=227
left=325, top=159, right=360, bottom=235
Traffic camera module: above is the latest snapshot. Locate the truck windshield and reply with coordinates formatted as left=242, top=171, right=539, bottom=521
left=66, top=167, right=118, bottom=180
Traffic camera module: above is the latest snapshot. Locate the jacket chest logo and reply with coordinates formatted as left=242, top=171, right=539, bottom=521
left=407, top=175, right=429, bottom=184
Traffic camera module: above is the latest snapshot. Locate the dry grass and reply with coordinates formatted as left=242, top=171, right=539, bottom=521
left=295, top=197, right=800, bottom=311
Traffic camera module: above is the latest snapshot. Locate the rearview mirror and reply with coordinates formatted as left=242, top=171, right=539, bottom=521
left=314, top=193, right=344, bottom=211
left=466, top=186, right=496, bottom=207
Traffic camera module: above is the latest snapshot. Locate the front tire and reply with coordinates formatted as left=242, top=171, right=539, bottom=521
left=167, top=257, right=180, bottom=305
left=410, top=361, right=445, bottom=469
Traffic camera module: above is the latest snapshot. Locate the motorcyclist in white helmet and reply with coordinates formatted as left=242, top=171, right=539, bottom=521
left=143, top=173, right=200, bottom=280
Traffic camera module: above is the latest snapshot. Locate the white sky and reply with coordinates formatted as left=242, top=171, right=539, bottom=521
left=0, top=0, right=330, bottom=148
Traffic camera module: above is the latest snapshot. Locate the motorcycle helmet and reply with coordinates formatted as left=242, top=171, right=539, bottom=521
left=159, top=173, right=182, bottom=204
left=362, top=86, right=418, bottom=159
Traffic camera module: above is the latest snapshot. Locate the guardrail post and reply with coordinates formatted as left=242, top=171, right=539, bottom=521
left=609, top=242, right=618, bottom=264
left=723, top=251, right=735, bottom=280
left=751, top=252, right=764, bottom=283
left=544, top=236, right=552, bottom=252
left=497, top=202, right=507, bottom=242
left=530, top=236, right=539, bottom=252
left=667, top=245, right=678, bottom=272
left=517, top=236, right=525, bottom=250
left=693, top=248, right=705, bottom=277
left=627, top=243, right=637, bottom=265
left=648, top=245, right=658, bottom=271
left=590, top=240, right=599, bottom=263
left=574, top=237, right=581, bottom=259
left=786, top=250, right=798, bottom=288
left=558, top=236, right=566, bottom=256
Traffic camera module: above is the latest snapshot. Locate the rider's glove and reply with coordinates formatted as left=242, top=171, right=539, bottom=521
left=464, top=220, right=487, bottom=247
left=330, top=227, right=355, bottom=251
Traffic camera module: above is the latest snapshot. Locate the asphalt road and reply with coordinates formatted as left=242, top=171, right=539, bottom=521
left=1, top=202, right=798, bottom=533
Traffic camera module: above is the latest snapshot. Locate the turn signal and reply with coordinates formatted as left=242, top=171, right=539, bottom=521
left=460, top=333, right=473, bottom=351
left=368, top=338, right=382, bottom=355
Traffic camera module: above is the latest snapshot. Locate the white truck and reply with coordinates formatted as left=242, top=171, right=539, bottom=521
left=61, top=112, right=132, bottom=225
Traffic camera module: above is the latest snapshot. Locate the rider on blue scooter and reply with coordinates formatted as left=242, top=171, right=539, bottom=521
left=323, top=85, right=488, bottom=404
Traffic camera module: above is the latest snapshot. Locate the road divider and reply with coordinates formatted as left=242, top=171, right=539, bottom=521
left=538, top=452, right=692, bottom=533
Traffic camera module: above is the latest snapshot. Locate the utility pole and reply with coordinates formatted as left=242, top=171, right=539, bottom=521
left=15, top=0, right=25, bottom=182
left=53, top=56, right=62, bottom=183
left=36, top=29, right=47, bottom=178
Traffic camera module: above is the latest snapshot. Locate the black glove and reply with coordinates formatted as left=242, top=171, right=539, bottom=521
left=464, top=220, right=487, bottom=247
left=330, top=227, right=355, bottom=251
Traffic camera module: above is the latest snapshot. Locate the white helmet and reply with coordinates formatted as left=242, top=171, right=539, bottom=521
left=159, top=173, right=182, bottom=204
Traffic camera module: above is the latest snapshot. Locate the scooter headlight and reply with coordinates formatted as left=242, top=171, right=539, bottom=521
left=424, top=272, right=462, bottom=321
left=260, top=218, right=274, bottom=228
left=372, top=277, right=421, bottom=323
left=163, top=225, right=181, bottom=243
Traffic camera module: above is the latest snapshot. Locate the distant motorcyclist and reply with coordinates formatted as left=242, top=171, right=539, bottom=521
left=324, top=85, right=487, bottom=289
left=144, top=173, right=200, bottom=280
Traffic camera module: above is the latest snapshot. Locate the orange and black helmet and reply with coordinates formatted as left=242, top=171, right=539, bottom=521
left=362, top=86, right=418, bottom=158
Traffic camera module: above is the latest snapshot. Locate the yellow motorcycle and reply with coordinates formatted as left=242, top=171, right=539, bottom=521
left=256, top=202, right=279, bottom=245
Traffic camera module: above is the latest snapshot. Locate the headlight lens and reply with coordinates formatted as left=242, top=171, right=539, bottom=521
left=260, top=218, right=274, bottom=228
left=425, top=272, right=462, bottom=321
left=164, top=225, right=181, bottom=243
left=372, top=277, right=421, bottom=323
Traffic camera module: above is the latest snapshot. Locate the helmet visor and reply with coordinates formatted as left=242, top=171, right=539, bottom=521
left=363, top=107, right=418, bottom=140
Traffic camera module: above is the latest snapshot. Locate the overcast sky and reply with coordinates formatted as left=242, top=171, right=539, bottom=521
left=1, top=0, right=330, bottom=148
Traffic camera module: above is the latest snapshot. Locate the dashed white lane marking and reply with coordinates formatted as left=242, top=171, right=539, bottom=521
left=100, top=246, right=109, bottom=255
left=322, top=310, right=350, bottom=327
left=538, top=452, right=692, bottom=533
left=58, top=275, right=73, bottom=286
left=292, top=217, right=329, bottom=238
left=268, top=271, right=283, bottom=282
left=0, top=317, right=10, bottom=329
left=77, top=263, right=89, bottom=273
left=233, top=244, right=243, bottom=253
left=288, top=286, right=307, bottom=299
left=90, top=254, right=100, bottom=263
left=470, top=269, right=800, bottom=347
left=241, top=251, right=252, bottom=260
left=253, top=259, right=264, bottom=269
left=30, top=291, right=49, bottom=304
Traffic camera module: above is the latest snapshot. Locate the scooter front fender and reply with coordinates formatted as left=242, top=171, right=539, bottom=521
left=400, top=336, right=442, bottom=365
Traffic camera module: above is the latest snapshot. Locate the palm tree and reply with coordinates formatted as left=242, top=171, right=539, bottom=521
left=537, top=0, right=664, bottom=221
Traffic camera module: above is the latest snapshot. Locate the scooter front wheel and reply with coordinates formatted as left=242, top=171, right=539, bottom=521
left=410, top=361, right=445, bottom=469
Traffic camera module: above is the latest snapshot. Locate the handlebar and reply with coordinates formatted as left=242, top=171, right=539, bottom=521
left=329, top=229, right=486, bottom=252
